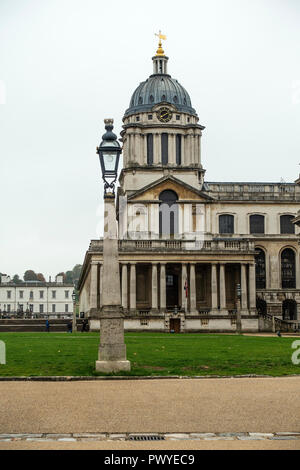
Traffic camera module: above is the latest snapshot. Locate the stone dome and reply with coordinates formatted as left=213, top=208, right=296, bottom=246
left=124, top=74, right=197, bottom=117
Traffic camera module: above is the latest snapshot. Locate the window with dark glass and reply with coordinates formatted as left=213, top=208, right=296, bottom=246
left=176, top=134, right=182, bottom=165
left=147, top=134, right=153, bottom=165
left=161, top=133, right=168, bottom=165
left=281, top=248, right=296, bottom=288
left=219, top=215, right=234, bottom=234
left=250, top=215, right=265, bottom=234
left=280, top=215, right=295, bottom=234
left=159, top=190, right=178, bottom=238
left=255, top=248, right=266, bottom=289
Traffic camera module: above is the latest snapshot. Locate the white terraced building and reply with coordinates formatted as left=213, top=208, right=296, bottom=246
left=0, top=274, right=74, bottom=319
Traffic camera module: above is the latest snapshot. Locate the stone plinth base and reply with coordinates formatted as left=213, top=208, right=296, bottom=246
left=95, top=360, right=131, bottom=373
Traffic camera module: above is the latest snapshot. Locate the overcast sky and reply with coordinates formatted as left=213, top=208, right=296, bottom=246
left=0, top=0, right=300, bottom=280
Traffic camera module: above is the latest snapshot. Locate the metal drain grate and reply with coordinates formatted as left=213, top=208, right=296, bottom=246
left=129, top=435, right=165, bottom=441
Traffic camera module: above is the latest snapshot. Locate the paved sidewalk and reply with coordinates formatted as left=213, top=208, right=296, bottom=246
left=0, top=376, right=299, bottom=437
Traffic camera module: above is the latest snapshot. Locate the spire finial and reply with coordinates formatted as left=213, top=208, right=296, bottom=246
left=155, top=30, right=167, bottom=56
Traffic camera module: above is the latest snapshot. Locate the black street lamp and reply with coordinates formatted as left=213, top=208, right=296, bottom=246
left=96, top=119, right=121, bottom=195
left=94, top=119, right=130, bottom=373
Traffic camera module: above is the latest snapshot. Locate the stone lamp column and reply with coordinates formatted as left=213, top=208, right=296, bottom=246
left=95, top=193, right=131, bottom=373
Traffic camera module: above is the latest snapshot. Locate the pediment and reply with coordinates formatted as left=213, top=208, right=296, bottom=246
left=127, top=176, right=214, bottom=202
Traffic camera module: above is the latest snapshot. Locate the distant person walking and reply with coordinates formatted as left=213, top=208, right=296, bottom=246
left=67, top=321, right=72, bottom=333
left=81, top=318, right=88, bottom=333
left=46, top=319, right=50, bottom=333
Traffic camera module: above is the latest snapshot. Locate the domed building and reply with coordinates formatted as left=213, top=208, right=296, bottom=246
left=78, top=38, right=300, bottom=333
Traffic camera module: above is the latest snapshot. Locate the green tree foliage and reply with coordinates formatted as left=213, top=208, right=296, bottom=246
left=13, top=274, right=22, bottom=284
left=24, top=270, right=38, bottom=281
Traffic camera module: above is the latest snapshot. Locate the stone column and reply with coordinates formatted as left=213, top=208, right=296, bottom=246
left=130, top=263, right=136, bottom=312
left=143, top=134, right=147, bottom=165
left=160, top=263, right=166, bottom=311
left=181, top=135, right=186, bottom=166
left=151, top=263, right=158, bottom=311
left=121, top=263, right=128, bottom=310
left=219, top=264, right=227, bottom=312
left=169, top=133, right=176, bottom=165
left=99, top=264, right=103, bottom=308
left=154, top=133, right=161, bottom=164
left=190, top=263, right=197, bottom=313
left=89, top=261, right=98, bottom=316
left=249, top=263, right=256, bottom=313
left=211, top=263, right=218, bottom=312
left=241, top=263, right=248, bottom=312
left=181, top=264, right=188, bottom=312
left=96, top=193, right=130, bottom=373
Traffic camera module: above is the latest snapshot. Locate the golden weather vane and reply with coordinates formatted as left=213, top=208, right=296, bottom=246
left=155, top=30, right=167, bottom=56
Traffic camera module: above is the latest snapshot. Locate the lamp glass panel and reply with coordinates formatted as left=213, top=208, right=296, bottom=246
left=103, top=151, right=117, bottom=172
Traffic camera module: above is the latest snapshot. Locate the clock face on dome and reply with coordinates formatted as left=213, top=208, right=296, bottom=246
left=157, top=107, right=173, bottom=123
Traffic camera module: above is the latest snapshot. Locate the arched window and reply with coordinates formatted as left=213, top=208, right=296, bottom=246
left=147, top=134, right=153, bottom=165
left=219, top=215, right=234, bottom=234
left=159, top=190, right=178, bottom=238
left=250, top=215, right=265, bottom=234
left=150, top=95, right=154, bottom=103
left=281, top=248, right=296, bottom=288
left=255, top=248, right=266, bottom=289
left=161, top=133, right=168, bottom=165
left=138, top=97, right=143, bottom=104
left=280, top=215, right=295, bottom=234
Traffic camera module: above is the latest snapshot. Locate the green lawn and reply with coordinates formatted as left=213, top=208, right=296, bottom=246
left=0, top=332, right=299, bottom=377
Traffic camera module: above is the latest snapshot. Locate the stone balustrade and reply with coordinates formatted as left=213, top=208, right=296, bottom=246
left=89, top=238, right=255, bottom=253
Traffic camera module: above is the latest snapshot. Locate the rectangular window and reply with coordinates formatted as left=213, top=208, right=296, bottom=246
left=176, top=134, right=182, bottom=165
left=250, top=215, right=265, bottom=234
left=147, top=134, right=153, bottom=165
left=19, top=291, right=24, bottom=299
left=29, top=304, right=33, bottom=313
left=52, top=304, right=56, bottom=313
left=176, top=115, right=180, bottom=120
left=39, top=304, right=44, bottom=314
left=148, top=114, right=153, bottom=120
left=65, top=291, right=69, bottom=299
left=52, top=291, right=56, bottom=299
left=7, top=291, right=11, bottom=299
left=40, top=291, right=44, bottom=299
left=136, top=116, right=140, bottom=122
left=19, top=304, right=23, bottom=312
left=65, top=304, right=69, bottom=313
left=30, top=291, right=33, bottom=299
left=219, top=215, right=234, bottom=234
left=7, top=305, right=11, bottom=313
left=161, top=133, right=168, bottom=165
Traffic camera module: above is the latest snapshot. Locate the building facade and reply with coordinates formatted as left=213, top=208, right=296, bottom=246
left=78, top=40, right=300, bottom=332
left=0, top=275, right=74, bottom=319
